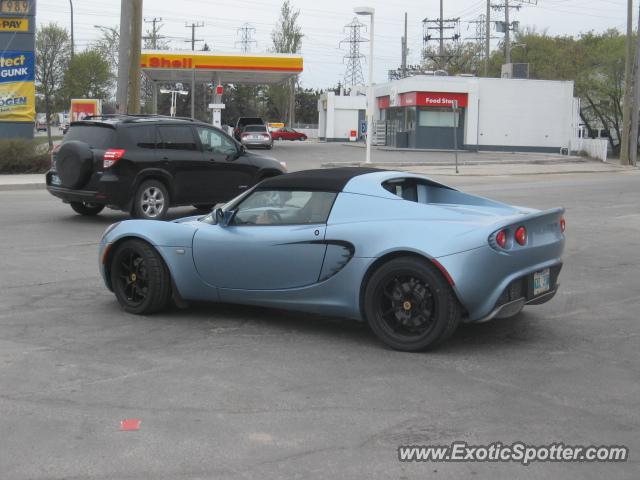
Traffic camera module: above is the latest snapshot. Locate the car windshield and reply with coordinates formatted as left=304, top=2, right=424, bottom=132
left=232, top=190, right=337, bottom=225
left=243, top=125, right=267, bottom=133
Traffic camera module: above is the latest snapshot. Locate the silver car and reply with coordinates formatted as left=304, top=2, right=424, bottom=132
left=240, top=124, right=273, bottom=149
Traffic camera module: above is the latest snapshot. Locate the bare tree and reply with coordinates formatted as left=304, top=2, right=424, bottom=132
left=35, top=23, right=71, bottom=148
left=93, top=25, right=120, bottom=76
left=271, top=0, right=303, bottom=125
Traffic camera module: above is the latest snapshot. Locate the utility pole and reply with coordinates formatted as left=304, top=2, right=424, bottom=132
left=235, top=23, right=257, bottom=53
left=339, top=17, right=368, bottom=87
left=439, top=0, right=444, bottom=55
left=485, top=0, right=490, bottom=76
left=630, top=0, right=640, bottom=166
left=116, top=0, right=132, bottom=113
left=401, top=12, right=408, bottom=77
left=144, top=17, right=164, bottom=49
left=127, top=0, right=143, bottom=114
left=620, top=0, right=633, bottom=166
left=185, top=22, right=204, bottom=51
left=505, top=0, right=510, bottom=63
left=422, top=7, right=460, bottom=70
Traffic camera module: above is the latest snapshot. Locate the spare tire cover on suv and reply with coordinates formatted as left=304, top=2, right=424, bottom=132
left=56, top=141, right=95, bottom=189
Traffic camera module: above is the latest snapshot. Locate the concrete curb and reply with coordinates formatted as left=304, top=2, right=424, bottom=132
left=0, top=182, right=46, bottom=191
left=321, top=159, right=597, bottom=167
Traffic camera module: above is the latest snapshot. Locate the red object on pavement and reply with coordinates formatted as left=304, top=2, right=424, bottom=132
left=120, top=419, right=141, bottom=431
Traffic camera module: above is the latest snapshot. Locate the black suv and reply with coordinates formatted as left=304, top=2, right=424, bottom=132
left=46, top=115, right=287, bottom=220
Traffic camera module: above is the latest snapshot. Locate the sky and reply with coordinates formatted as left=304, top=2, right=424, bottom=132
left=35, top=0, right=632, bottom=88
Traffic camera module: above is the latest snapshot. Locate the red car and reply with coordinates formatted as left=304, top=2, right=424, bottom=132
left=271, top=127, right=307, bottom=141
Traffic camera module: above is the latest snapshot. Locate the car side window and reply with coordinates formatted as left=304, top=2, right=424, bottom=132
left=157, top=125, right=198, bottom=151
left=382, top=179, right=433, bottom=204
left=122, top=125, right=157, bottom=149
left=232, top=190, right=337, bottom=226
left=196, top=126, right=237, bottom=156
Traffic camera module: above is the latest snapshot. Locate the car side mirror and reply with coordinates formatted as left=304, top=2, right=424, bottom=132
left=214, top=208, right=235, bottom=226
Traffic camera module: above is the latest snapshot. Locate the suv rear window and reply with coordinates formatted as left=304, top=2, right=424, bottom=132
left=237, top=117, right=264, bottom=127
left=243, top=125, right=267, bottom=133
left=65, top=125, right=117, bottom=149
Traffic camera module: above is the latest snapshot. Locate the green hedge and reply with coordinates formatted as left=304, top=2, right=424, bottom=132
left=0, top=139, right=51, bottom=174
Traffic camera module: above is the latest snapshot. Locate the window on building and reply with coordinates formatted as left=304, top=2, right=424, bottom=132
left=418, top=109, right=459, bottom=128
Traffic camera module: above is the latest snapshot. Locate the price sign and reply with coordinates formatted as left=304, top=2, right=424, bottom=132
left=1, top=0, right=30, bottom=14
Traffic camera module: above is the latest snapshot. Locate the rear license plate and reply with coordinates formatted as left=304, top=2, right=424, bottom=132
left=533, top=268, right=550, bottom=296
left=51, top=174, right=61, bottom=186
left=251, top=135, right=260, bottom=140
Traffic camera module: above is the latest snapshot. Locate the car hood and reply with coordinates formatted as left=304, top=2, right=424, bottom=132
left=243, top=150, right=285, bottom=173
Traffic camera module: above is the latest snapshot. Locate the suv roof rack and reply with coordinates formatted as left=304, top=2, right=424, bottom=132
left=81, top=114, right=198, bottom=123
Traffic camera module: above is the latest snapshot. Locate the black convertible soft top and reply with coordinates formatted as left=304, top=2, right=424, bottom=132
left=257, top=167, right=384, bottom=192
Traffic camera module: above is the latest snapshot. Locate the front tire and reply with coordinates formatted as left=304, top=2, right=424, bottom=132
left=363, top=257, right=460, bottom=352
left=70, top=201, right=104, bottom=216
left=132, top=180, right=169, bottom=220
left=110, top=239, right=171, bottom=314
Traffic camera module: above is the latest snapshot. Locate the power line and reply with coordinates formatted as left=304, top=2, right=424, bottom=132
left=339, top=17, right=368, bottom=87
left=235, top=23, right=257, bottom=53
left=184, top=21, right=204, bottom=51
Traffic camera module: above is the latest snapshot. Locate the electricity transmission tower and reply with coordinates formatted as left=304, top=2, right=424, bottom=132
left=465, top=14, right=498, bottom=68
left=236, top=23, right=257, bottom=53
left=339, top=17, right=368, bottom=87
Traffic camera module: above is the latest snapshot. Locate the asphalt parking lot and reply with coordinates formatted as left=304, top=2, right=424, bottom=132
left=1, top=146, right=639, bottom=479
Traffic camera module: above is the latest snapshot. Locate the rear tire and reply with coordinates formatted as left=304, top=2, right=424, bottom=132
left=132, top=180, right=169, bottom=220
left=70, top=202, right=104, bottom=216
left=363, top=257, right=460, bottom=352
left=110, top=239, right=171, bottom=314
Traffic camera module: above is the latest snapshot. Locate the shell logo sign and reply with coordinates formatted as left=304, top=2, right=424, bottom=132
left=141, top=53, right=303, bottom=73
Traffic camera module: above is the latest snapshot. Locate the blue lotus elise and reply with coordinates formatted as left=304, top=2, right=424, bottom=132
left=99, top=168, right=565, bottom=351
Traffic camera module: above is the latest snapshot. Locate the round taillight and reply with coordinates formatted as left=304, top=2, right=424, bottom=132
left=496, top=229, right=507, bottom=248
left=560, top=217, right=566, bottom=233
left=515, top=226, right=527, bottom=246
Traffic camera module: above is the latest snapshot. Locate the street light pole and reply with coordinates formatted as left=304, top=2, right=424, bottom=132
left=354, top=6, right=375, bottom=164
left=69, top=0, right=74, bottom=57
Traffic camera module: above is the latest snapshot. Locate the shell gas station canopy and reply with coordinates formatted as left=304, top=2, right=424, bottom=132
left=140, top=50, right=304, bottom=85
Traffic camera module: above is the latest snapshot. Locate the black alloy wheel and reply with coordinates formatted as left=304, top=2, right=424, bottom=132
left=110, top=239, right=171, bottom=314
left=364, top=257, right=460, bottom=351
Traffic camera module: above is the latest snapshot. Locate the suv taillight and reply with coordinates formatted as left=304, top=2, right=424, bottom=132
left=103, top=149, right=126, bottom=169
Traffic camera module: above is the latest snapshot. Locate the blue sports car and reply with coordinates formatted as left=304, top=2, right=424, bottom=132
left=99, top=168, right=565, bottom=351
